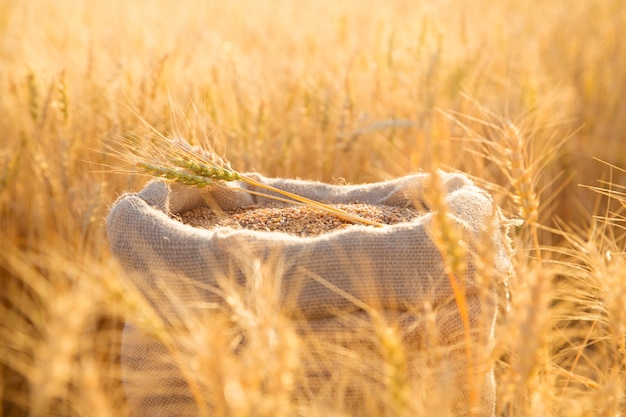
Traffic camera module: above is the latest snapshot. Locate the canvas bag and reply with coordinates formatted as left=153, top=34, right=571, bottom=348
left=106, top=171, right=513, bottom=416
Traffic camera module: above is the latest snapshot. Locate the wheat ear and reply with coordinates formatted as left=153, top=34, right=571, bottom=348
left=126, top=137, right=383, bottom=227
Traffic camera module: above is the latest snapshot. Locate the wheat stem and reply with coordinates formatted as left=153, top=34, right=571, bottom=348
left=239, top=175, right=383, bottom=227
left=425, top=169, right=479, bottom=414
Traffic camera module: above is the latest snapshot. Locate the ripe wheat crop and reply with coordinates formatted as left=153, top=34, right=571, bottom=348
left=1, top=0, right=626, bottom=416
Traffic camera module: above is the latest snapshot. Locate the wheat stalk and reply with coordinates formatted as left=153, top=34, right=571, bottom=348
left=120, top=135, right=384, bottom=227
left=440, top=94, right=572, bottom=261
left=424, top=168, right=480, bottom=413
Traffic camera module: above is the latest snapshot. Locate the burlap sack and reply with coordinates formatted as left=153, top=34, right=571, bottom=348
left=106, top=171, right=513, bottom=417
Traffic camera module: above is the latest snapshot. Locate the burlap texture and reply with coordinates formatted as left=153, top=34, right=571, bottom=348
left=106, top=171, right=513, bottom=417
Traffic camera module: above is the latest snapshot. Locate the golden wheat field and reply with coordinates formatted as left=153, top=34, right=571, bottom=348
left=2, top=0, right=626, bottom=415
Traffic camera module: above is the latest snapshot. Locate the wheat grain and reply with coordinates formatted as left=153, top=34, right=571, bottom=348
left=179, top=203, right=421, bottom=237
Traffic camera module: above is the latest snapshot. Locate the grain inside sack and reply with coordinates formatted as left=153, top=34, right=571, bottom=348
left=179, top=203, right=423, bottom=237
left=106, top=171, right=514, bottom=417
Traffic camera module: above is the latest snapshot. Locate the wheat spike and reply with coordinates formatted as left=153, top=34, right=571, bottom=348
left=118, top=136, right=383, bottom=227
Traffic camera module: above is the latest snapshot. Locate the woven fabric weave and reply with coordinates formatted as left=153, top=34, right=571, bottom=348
left=106, top=171, right=513, bottom=416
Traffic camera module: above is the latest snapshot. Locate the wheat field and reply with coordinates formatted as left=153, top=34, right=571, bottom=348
left=1, top=0, right=626, bottom=415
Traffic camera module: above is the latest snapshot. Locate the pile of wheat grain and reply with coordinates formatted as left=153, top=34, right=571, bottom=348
left=178, top=203, right=422, bottom=237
